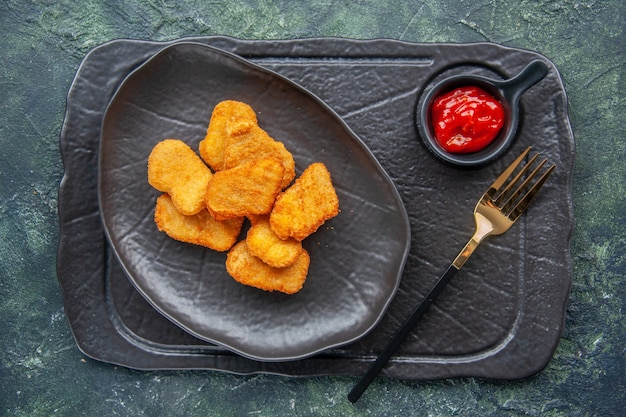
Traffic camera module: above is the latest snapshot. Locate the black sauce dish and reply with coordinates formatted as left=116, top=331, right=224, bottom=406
left=417, top=59, right=549, bottom=168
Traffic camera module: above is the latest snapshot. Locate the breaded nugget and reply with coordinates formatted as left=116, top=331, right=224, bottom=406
left=148, top=139, right=212, bottom=215
left=198, top=100, right=258, bottom=171
left=206, top=157, right=285, bottom=221
left=226, top=240, right=310, bottom=294
left=270, top=162, right=339, bottom=241
left=246, top=215, right=302, bottom=268
left=154, top=194, right=243, bottom=251
left=199, top=100, right=295, bottom=188
left=222, top=126, right=296, bottom=189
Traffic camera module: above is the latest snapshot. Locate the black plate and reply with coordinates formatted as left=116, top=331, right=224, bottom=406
left=58, top=37, right=574, bottom=379
left=98, top=42, right=411, bottom=361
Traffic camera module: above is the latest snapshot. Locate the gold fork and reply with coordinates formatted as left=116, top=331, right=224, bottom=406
left=348, top=147, right=555, bottom=403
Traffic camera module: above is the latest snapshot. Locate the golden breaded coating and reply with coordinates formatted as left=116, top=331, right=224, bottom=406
left=222, top=126, right=296, bottom=189
left=270, top=162, right=339, bottom=241
left=199, top=100, right=295, bottom=188
left=148, top=139, right=212, bottom=215
left=223, top=135, right=295, bottom=189
left=226, top=241, right=310, bottom=294
left=206, top=157, right=285, bottom=221
left=246, top=215, right=302, bottom=268
left=147, top=100, right=340, bottom=295
left=154, top=194, right=243, bottom=251
left=198, top=100, right=258, bottom=171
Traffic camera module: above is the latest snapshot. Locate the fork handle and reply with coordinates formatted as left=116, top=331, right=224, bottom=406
left=348, top=264, right=459, bottom=403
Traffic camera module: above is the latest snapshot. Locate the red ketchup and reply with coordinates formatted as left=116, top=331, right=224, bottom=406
left=431, top=86, right=505, bottom=154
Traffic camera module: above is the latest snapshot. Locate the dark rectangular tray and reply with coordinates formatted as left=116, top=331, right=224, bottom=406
left=57, top=37, right=574, bottom=379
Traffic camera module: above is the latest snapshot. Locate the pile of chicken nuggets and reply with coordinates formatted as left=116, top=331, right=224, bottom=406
left=147, top=100, right=339, bottom=294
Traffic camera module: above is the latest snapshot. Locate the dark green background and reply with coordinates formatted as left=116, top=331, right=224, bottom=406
left=1, top=1, right=624, bottom=415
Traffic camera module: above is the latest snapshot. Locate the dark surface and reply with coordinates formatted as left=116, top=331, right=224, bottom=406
left=59, top=37, right=573, bottom=382
left=1, top=1, right=624, bottom=416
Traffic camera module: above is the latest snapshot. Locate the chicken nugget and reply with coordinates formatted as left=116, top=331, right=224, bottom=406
left=198, top=100, right=258, bottom=171
left=222, top=125, right=296, bottom=189
left=246, top=215, right=302, bottom=268
left=226, top=240, right=310, bottom=294
left=206, top=157, right=285, bottom=221
left=154, top=194, right=243, bottom=251
left=270, top=162, right=339, bottom=241
left=148, top=139, right=212, bottom=215
left=199, top=100, right=295, bottom=188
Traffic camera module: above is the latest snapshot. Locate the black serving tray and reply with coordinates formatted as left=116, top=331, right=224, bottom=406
left=57, top=37, right=574, bottom=379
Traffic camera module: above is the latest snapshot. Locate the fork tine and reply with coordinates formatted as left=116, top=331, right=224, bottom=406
left=493, top=153, right=539, bottom=206
left=498, top=155, right=544, bottom=211
left=487, top=146, right=531, bottom=198
left=506, top=162, right=555, bottom=221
